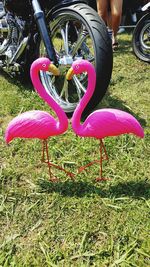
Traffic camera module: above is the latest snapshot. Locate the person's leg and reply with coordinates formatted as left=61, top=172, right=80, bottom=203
left=96, top=0, right=109, bottom=24
left=110, top=0, right=123, bottom=44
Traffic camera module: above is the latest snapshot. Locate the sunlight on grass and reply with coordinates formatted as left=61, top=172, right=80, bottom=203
left=0, top=33, right=150, bottom=266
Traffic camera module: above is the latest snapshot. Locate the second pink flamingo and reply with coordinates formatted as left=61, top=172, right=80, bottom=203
left=66, top=60, right=144, bottom=181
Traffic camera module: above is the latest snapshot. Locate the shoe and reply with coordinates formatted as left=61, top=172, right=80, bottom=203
left=112, top=42, right=119, bottom=52
left=107, top=28, right=113, bottom=39
left=118, top=27, right=125, bottom=34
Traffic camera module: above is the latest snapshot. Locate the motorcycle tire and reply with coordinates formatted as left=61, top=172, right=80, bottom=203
left=132, top=13, right=150, bottom=63
left=38, top=3, right=113, bottom=117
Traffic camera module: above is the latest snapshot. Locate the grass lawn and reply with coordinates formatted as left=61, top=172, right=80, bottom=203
left=0, top=33, right=150, bottom=266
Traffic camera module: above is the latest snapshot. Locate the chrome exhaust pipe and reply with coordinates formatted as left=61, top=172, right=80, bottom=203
left=9, top=36, right=28, bottom=64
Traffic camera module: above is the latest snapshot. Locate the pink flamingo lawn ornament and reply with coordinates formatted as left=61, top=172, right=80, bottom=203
left=66, top=59, right=144, bottom=181
left=5, top=57, right=74, bottom=181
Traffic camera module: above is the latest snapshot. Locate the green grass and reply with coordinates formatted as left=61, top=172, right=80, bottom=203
left=0, top=33, right=150, bottom=267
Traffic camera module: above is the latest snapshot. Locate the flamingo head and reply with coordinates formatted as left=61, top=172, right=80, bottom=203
left=66, top=59, right=94, bottom=80
left=30, top=57, right=60, bottom=76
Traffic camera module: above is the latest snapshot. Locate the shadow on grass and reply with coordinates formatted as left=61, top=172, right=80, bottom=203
left=37, top=179, right=150, bottom=199
left=0, top=70, right=33, bottom=91
left=110, top=31, right=134, bottom=54
left=116, top=35, right=133, bottom=53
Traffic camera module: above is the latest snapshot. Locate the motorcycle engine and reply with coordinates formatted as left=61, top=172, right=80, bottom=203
left=0, top=0, right=26, bottom=61
left=0, top=17, right=9, bottom=39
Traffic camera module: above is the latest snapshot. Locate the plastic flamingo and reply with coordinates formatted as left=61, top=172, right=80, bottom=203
left=66, top=59, right=144, bottom=181
left=5, top=57, right=74, bottom=181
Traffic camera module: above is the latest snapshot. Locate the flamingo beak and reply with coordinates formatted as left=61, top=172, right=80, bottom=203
left=48, top=63, right=60, bottom=76
left=66, top=67, right=74, bottom=80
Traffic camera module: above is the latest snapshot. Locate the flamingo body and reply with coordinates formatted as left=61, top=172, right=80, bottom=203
left=5, top=110, right=61, bottom=143
left=78, top=108, right=144, bottom=139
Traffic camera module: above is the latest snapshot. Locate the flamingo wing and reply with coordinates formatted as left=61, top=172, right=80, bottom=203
left=82, top=108, right=144, bottom=139
left=5, top=110, right=58, bottom=143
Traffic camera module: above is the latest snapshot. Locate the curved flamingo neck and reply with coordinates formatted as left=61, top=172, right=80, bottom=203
left=72, top=63, right=96, bottom=135
left=30, top=65, right=68, bottom=133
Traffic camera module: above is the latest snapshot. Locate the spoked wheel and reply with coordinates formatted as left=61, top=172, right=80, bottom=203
left=132, top=13, right=150, bottom=63
left=39, top=4, right=113, bottom=117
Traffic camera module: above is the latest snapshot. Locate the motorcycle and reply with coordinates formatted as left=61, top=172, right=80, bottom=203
left=0, top=0, right=113, bottom=117
left=132, top=2, right=150, bottom=63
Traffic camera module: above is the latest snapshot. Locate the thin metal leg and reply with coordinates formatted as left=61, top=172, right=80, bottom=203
left=41, top=139, right=75, bottom=181
left=78, top=159, right=100, bottom=173
left=41, top=139, right=46, bottom=162
left=78, top=139, right=107, bottom=174
left=95, top=139, right=110, bottom=182
left=42, top=139, right=57, bottom=181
